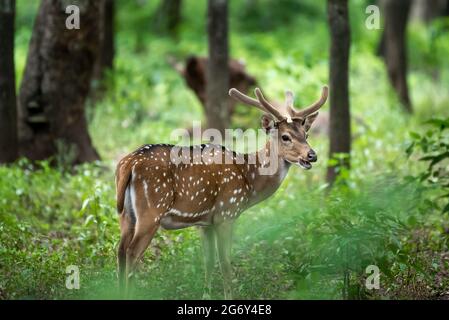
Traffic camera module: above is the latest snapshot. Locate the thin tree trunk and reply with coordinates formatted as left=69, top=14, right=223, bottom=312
left=326, top=0, right=351, bottom=186
left=411, top=0, right=448, bottom=23
left=0, top=0, right=18, bottom=164
left=381, top=0, right=413, bottom=113
left=154, top=0, right=182, bottom=35
left=94, top=0, right=114, bottom=80
left=18, top=0, right=100, bottom=164
left=206, top=0, right=230, bottom=135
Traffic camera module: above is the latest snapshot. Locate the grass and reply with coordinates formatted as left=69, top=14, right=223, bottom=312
left=1, top=0, right=449, bottom=300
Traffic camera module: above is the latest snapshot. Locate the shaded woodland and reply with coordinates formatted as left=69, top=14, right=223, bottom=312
left=1, top=0, right=449, bottom=300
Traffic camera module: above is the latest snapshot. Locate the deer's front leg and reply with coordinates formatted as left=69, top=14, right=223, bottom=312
left=216, top=221, right=234, bottom=300
left=200, top=226, right=216, bottom=299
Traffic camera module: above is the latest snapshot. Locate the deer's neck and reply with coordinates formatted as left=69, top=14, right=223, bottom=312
left=243, top=140, right=290, bottom=207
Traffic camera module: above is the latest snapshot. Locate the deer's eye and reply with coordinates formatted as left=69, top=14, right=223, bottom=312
left=281, top=134, right=291, bottom=142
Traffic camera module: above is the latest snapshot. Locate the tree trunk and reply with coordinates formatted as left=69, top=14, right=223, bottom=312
left=0, top=0, right=18, bottom=164
left=326, top=0, right=351, bottom=186
left=206, top=0, right=230, bottom=135
left=94, top=0, right=114, bottom=80
left=18, top=0, right=100, bottom=164
left=411, top=0, right=448, bottom=23
left=154, top=0, right=182, bottom=35
left=380, top=0, right=413, bottom=113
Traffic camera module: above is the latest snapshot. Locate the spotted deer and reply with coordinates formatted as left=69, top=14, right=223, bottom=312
left=115, top=85, right=329, bottom=299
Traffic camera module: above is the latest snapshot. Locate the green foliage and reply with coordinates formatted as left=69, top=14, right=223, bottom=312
left=231, top=176, right=427, bottom=299
left=0, top=160, right=118, bottom=299
left=409, top=18, right=449, bottom=74
left=408, top=118, right=449, bottom=214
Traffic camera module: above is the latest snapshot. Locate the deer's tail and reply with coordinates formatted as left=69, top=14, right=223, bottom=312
left=115, top=159, right=133, bottom=214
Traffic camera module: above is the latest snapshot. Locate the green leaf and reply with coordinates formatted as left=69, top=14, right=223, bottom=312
left=405, top=142, right=415, bottom=157
left=424, top=118, right=449, bottom=130
left=419, top=152, right=449, bottom=167
left=442, top=202, right=449, bottom=214
left=409, top=132, right=421, bottom=140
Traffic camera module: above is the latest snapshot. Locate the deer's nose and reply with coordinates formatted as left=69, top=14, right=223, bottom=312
left=307, top=150, right=317, bottom=162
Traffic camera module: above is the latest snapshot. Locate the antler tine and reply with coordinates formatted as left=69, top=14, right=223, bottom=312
left=294, top=86, right=329, bottom=118
left=254, top=88, right=285, bottom=120
left=285, top=90, right=294, bottom=108
left=228, top=88, right=267, bottom=113
left=285, top=90, right=296, bottom=119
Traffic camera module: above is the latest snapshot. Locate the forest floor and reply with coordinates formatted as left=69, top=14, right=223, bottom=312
left=1, top=0, right=449, bottom=299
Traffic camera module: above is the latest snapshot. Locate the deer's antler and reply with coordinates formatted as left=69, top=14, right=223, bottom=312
left=229, top=85, right=329, bottom=122
left=254, top=88, right=285, bottom=120
left=289, top=86, right=329, bottom=118
left=228, top=88, right=266, bottom=113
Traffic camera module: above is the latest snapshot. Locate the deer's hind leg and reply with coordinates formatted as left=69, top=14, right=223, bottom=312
left=122, top=178, right=168, bottom=298
left=124, top=214, right=159, bottom=297
left=118, top=211, right=134, bottom=295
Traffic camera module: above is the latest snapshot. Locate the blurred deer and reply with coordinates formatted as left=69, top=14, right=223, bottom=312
left=169, top=55, right=256, bottom=131
left=169, top=55, right=332, bottom=136
left=115, top=85, right=328, bottom=299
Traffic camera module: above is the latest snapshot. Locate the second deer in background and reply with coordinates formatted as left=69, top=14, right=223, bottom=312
left=169, top=55, right=332, bottom=135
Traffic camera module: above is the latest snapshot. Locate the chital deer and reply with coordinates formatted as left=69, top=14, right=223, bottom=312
left=115, top=85, right=328, bottom=299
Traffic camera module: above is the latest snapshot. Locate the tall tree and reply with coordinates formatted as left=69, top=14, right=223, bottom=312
left=18, top=0, right=100, bottom=164
left=379, top=0, right=413, bottom=113
left=94, top=0, right=115, bottom=80
left=0, top=0, right=18, bottom=164
left=206, top=0, right=230, bottom=135
left=411, top=0, right=448, bottom=23
left=326, top=0, right=351, bottom=186
left=154, top=0, right=182, bottom=35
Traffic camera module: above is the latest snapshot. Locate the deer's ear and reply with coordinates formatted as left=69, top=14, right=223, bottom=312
left=304, top=112, right=319, bottom=132
left=261, top=114, right=275, bottom=132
